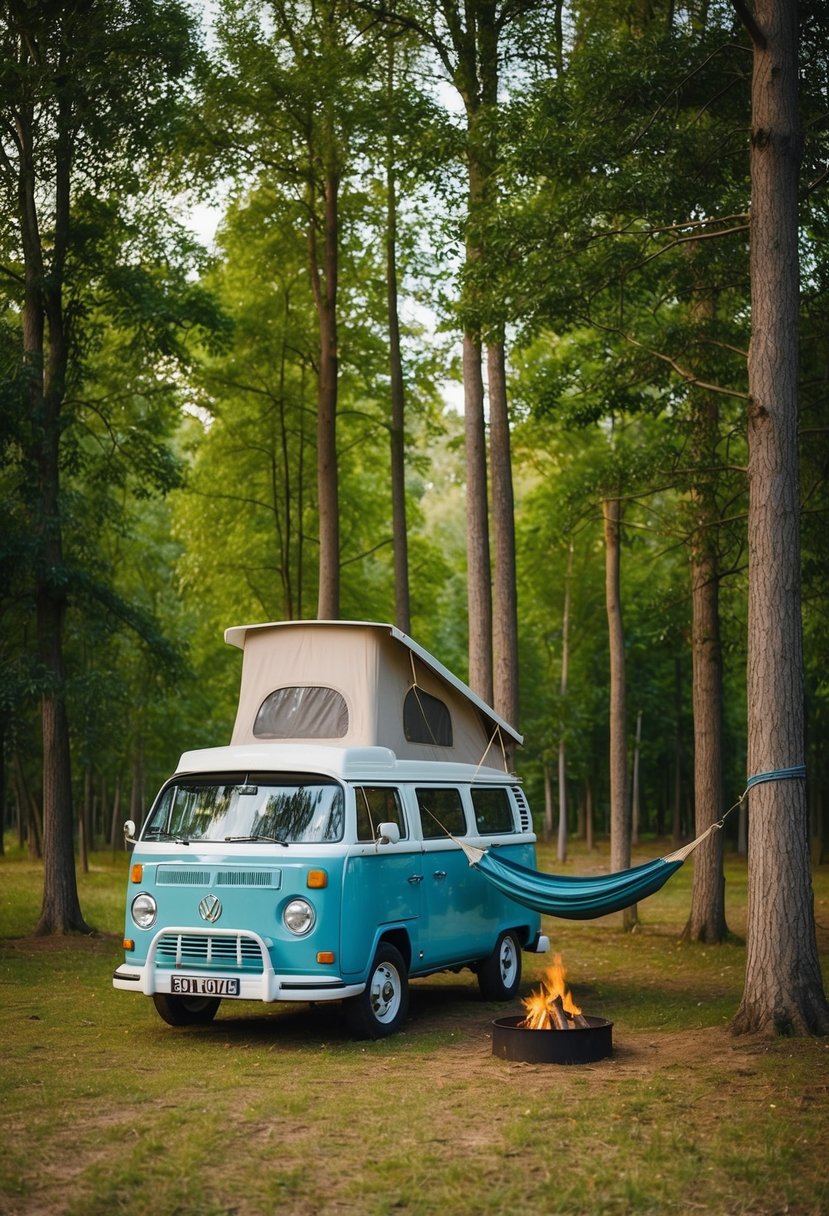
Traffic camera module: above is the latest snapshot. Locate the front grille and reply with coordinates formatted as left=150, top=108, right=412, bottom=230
left=155, top=932, right=265, bottom=972
left=215, top=870, right=280, bottom=888
left=157, top=869, right=212, bottom=886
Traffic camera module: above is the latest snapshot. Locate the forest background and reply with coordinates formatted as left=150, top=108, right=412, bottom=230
left=1, top=0, right=827, bottom=965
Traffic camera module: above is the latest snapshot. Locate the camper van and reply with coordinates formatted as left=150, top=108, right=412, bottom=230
left=113, top=622, right=549, bottom=1038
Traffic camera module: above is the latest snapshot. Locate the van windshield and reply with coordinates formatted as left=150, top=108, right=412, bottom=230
left=143, top=776, right=345, bottom=844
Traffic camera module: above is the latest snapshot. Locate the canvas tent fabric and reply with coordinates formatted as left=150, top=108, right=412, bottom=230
left=224, top=620, right=520, bottom=770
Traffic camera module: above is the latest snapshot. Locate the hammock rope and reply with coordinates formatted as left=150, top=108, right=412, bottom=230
left=445, top=765, right=806, bottom=921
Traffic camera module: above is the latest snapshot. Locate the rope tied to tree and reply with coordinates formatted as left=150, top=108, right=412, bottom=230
left=665, top=765, right=810, bottom=863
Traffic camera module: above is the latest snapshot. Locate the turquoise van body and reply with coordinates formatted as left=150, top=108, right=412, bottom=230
left=113, top=624, right=549, bottom=1037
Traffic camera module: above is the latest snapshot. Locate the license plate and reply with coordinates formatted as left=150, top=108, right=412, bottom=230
left=170, top=975, right=240, bottom=997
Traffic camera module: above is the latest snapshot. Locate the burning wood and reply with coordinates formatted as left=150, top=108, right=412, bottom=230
left=520, top=954, right=590, bottom=1030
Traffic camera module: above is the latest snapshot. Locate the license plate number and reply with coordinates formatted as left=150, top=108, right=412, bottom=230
left=170, top=975, right=240, bottom=997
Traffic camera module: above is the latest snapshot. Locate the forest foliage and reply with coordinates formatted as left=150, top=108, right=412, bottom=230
left=1, top=0, right=827, bottom=870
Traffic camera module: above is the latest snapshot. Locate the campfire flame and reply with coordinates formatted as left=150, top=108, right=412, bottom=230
left=520, top=954, right=584, bottom=1030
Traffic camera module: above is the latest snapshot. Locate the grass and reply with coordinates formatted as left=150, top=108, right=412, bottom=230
left=1, top=837, right=828, bottom=1216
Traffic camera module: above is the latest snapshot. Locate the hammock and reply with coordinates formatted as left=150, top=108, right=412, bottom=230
left=458, top=767, right=804, bottom=921
left=459, top=840, right=690, bottom=919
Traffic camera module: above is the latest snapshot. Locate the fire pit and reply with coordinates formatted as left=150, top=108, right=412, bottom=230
left=492, top=953, right=613, bottom=1064
left=491, top=1013, right=613, bottom=1064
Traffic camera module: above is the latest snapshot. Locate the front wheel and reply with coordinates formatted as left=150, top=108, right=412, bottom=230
left=152, top=993, right=221, bottom=1026
left=345, top=943, right=409, bottom=1039
left=477, top=930, right=522, bottom=1001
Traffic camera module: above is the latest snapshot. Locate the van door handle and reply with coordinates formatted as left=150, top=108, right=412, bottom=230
left=408, top=874, right=424, bottom=884
left=433, top=870, right=447, bottom=880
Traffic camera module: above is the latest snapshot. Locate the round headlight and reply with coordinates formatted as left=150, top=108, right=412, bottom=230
left=131, top=892, right=157, bottom=929
left=283, top=898, right=315, bottom=936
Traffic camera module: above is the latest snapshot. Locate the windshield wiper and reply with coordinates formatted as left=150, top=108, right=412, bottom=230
left=146, top=829, right=191, bottom=845
left=224, top=834, right=288, bottom=847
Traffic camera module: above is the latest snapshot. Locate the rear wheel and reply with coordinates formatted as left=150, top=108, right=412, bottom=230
left=152, top=993, right=221, bottom=1026
left=477, top=930, right=522, bottom=1001
left=345, top=943, right=409, bottom=1039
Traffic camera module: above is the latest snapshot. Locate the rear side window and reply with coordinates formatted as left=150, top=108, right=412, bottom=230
left=471, top=787, right=515, bottom=835
left=354, top=787, right=407, bottom=842
left=254, top=686, right=348, bottom=739
left=416, top=788, right=468, bottom=840
left=403, top=688, right=452, bottom=746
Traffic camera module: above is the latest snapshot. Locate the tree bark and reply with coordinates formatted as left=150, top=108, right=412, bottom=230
left=732, top=0, right=829, bottom=1034
left=672, top=657, right=684, bottom=846
left=631, top=708, right=642, bottom=847
left=386, top=42, right=411, bottom=635
left=13, top=52, right=90, bottom=934
left=488, top=339, right=519, bottom=732
left=684, top=394, right=728, bottom=943
left=543, top=763, right=553, bottom=842
left=556, top=541, right=573, bottom=862
left=311, top=166, right=340, bottom=620
left=604, top=497, right=636, bottom=929
left=465, top=332, right=493, bottom=702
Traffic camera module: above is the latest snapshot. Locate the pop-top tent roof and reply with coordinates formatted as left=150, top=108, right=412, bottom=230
left=225, top=620, right=521, bottom=771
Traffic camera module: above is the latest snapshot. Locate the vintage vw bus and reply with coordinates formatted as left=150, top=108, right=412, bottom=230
left=113, top=622, right=549, bottom=1038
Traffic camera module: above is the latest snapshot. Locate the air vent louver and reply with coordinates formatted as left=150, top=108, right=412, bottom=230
left=511, top=786, right=533, bottom=833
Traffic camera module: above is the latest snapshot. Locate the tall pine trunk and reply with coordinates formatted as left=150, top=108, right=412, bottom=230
left=684, top=393, right=728, bottom=942
left=311, top=165, right=340, bottom=620
left=605, top=497, right=636, bottom=930
left=732, top=0, right=828, bottom=1034
left=16, top=79, right=89, bottom=934
left=488, top=340, right=519, bottom=735
left=464, top=331, right=493, bottom=702
left=385, top=43, right=411, bottom=635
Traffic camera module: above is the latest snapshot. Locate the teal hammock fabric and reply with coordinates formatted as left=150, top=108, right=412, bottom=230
left=455, top=767, right=805, bottom=921
left=465, top=848, right=685, bottom=919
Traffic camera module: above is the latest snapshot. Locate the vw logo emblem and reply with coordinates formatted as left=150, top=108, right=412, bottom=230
left=198, top=894, right=223, bottom=923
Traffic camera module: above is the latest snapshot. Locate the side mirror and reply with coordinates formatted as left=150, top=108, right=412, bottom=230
left=123, top=820, right=137, bottom=850
left=377, top=822, right=400, bottom=846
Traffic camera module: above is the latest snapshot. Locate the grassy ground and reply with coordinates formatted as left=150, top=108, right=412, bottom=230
left=1, top=838, right=827, bottom=1216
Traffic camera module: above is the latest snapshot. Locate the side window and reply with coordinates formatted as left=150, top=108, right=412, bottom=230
left=416, top=788, right=468, bottom=840
left=354, top=787, right=407, bottom=842
left=471, top=787, right=515, bottom=835
left=254, top=686, right=348, bottom=739
left=403, top=688, right=453, bottom=746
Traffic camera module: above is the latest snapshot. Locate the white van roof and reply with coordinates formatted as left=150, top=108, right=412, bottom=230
left=224, top=620, right=521, bottom=772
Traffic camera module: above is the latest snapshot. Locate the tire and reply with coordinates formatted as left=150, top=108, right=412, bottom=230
left=477, top=930, right=522, bottom=1001
left=152, top=993, right=221, bottom=1026
left=345, top=943, right=409, bottom=1040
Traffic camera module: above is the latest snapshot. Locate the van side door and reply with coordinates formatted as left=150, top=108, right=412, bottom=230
left=414, top=786, right=492, bottom=969
left=340, top=786, right=422, bottom=978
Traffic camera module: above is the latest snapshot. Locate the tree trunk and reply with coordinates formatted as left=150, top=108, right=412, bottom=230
left=673, top=657, right=684, bottom=846
left=684, top=417, right=728, bottom=941
left=465, top=333, right=493, bottom=702
left=16, top=81, right=90, bottom=935
left=732, top=0, right=829, bottom=1035
left=543, top=763, right=553, bottom=842
left=556, top=542, right=573, bottom=863
left=79, top=765, right=91, bottom=875
left=311, top=166, right=340, bottom=620
left=585, top=775, right=594, bottom=852
left=109, top=774, right=122, bottom=854
left=604, top=497, right=636, bottom=929
left=631, top=708, right=642, bottom=847
left=35, top=593, right=89, bottom=934
left=488, top=339, right=518, bottom=734
left=385, top=46, right=411, bottom=635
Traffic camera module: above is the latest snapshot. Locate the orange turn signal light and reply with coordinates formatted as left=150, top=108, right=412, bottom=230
left=307, top=869, right=328, bottom=889
left=316, top=951, right=335, bottom=965
left=122, top=938, right=135, bottom=951
left=130, top=864, right=143, bottom=884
